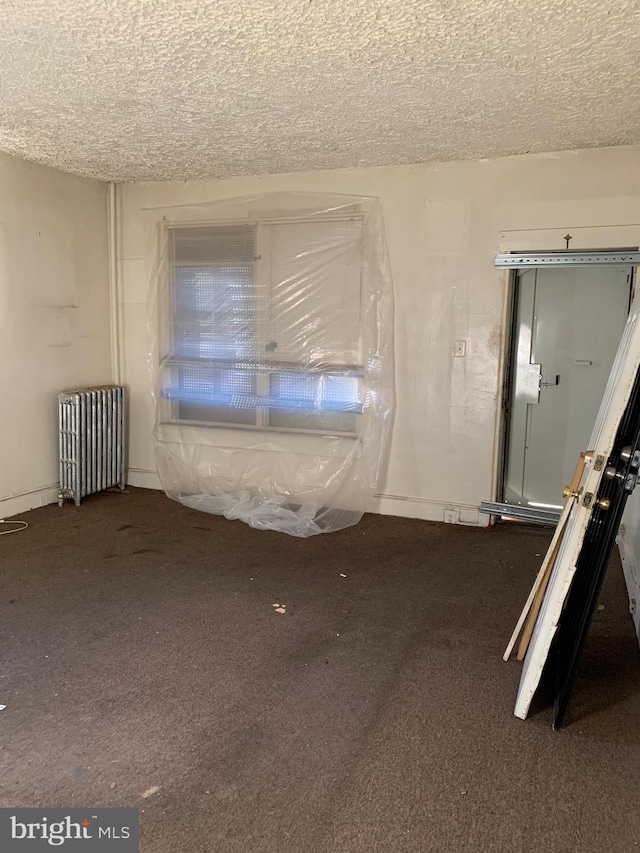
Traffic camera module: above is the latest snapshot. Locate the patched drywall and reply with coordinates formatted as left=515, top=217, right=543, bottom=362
left=0, top=152, right=111, bottom=517
left=0, top=0, right=639, bottom=181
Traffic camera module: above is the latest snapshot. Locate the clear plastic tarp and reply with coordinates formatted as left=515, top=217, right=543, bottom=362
left=147, top=192, right=394, bottom=536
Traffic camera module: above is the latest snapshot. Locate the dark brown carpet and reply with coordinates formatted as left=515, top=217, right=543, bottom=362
left=1, top=488, right=639, bottom=852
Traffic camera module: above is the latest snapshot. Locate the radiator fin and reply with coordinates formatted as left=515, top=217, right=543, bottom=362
left=58, top=385, right=126, bottom=506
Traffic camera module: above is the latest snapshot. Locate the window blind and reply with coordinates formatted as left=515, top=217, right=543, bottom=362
left=267, top=219, right=363, bottom=366
left=165, top=219, right=363, bottom=433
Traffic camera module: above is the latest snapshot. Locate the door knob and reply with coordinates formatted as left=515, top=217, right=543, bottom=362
left=604, top=465, right=623, bottom=481
left=563, top=486, right=580, bottom=499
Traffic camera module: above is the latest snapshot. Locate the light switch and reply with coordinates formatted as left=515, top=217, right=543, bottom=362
left=454, top=340, right=466, bottom=358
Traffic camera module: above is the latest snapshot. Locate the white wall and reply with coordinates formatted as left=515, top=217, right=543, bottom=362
left=0, top=152, right=111, bottom=517
left=117, top=144, right=640, bottom=531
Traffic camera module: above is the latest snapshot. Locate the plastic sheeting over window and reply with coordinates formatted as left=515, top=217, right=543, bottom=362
left=147, top=193, right=394, bottom=536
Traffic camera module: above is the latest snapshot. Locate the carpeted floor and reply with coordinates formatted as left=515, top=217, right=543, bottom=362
left=1, top=487, right=639, bottom=852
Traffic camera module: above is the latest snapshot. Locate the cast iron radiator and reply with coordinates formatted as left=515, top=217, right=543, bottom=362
left=58, top=385, right=126, bottom=506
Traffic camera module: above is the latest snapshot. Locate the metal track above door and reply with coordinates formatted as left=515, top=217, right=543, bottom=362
left=495, top=252, right=640, bottom=269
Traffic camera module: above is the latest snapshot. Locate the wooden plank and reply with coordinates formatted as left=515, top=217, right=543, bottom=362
left=569, top=454, right=588, bottom=495
left=503, top=454, right=586, bottom=662
left=503, top=502, right=568, bottom=661
left=516, top=515, right=567, bottom=660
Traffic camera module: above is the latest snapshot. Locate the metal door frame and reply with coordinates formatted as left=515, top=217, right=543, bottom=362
left=482, top=250, right=640, bottom=525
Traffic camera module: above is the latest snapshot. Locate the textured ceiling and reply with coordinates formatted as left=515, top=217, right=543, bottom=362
left=0, top=0, right=639, bottom=182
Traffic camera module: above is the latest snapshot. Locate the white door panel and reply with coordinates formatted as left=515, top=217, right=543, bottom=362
left=515, top=295, right=640, bottom=719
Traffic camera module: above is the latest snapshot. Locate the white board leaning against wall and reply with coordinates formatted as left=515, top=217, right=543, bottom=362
left=510, top=291, right=640, bottom=720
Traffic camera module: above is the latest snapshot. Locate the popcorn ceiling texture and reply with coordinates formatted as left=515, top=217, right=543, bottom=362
left=0, top=0, right=639, bottom=182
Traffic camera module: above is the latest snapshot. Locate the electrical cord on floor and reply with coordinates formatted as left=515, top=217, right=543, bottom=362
left=0, top=519, right=28, bottom=536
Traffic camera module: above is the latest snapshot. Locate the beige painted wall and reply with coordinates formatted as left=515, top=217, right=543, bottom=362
left=0, top=152, right=111, bottom=516
left=117, top=145, right=640, bottom=530
left=2, top=143, right=637, bottom=632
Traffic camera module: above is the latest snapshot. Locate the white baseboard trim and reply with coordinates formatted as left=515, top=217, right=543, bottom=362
left=372, top=493, right=486, bottom=526
left=124, top=469, right=486, bottom=527
left=617, top=524, right=640, bottom=644
left=127, top=467, right=163, bottom=490
left=0, top=483, right=60, bottom=518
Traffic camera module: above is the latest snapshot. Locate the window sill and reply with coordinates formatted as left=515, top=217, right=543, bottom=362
left=155, top=421, right=359, bottom=458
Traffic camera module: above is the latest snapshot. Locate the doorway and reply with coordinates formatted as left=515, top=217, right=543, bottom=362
left=502, top=264, right=633, bottom=512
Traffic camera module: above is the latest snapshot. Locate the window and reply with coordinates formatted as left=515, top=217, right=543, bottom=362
left=162, top=218, right=364, bottom=434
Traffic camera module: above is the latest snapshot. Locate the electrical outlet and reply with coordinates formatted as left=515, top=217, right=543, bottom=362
left=444, top=507, right=459, bottom=524
left=454, top=340, right=466, bottom=358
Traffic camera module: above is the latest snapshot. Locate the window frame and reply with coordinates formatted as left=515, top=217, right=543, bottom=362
left=159, top=213, right=366, bottom=437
